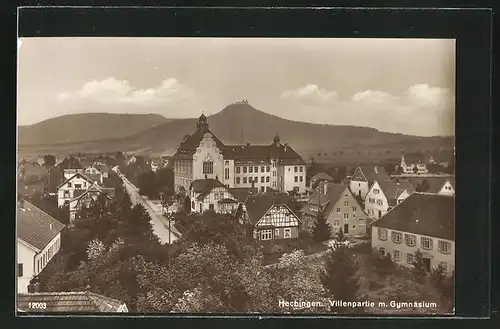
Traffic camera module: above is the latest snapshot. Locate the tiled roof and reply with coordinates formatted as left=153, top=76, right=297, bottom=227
left=376, top=180, right=414, bottom=207
left=173, top=122, right=304, bottom=164
left=244, top=194, right=296, bottom=225
left=304, top=182, right=346, bottom=216
left=57, top=173, right=94, bottom=189
left=358, top=165, right=391, bottom=184
left=17, top=291, right=128, bottom=312
left=228, top=187, right=258, bottom=203
left=406, top=177, right=455, bottom=194
left=310, top=172, right=334, bottom=183
left=17, top=201, right=65, bottom=251
left=371, top=193, right=455, bottom=241
left=174, top=127, right=226, bottom=157
left=190, top=179, right=225, bottom=194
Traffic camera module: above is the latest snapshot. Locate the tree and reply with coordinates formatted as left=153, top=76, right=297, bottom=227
left=320, top=244, right=360, bottom=310
left=86, top=238, right=106, bottom=260
left=412, top=249, right=427, bottom=283
left=310, top=213, right=332, bottom=243
left=43, top=155, right=56, bottom=167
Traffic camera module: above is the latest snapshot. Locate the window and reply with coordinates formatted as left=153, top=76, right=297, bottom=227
left=68, top=182, right=72, bottom=187
left=334, top=220, right=340, bottom=227
left=284, top=228, right=291, bottom=239
left=405, top=233, right=416, bottom=247
left=369, top=198, right=375, bottom=203
left=243, top=177, right=247, bottom=184
left=376, top=199, right=383, bottom=206
left=344, top=200, right=348, bottom=207
left=275, top=228, right=279, bottom=237
left=352, top=207, right=356, bottom=212
left=300, top=176, right=303, bottom=182
left=421, top=237, right=433, bottom=250
left=75, top=184, right=82, bottom=189
left=260, top=186, right=265, bottom=192
left=300, top=166, right=303, bottom=172
left=261, top=166, right=265, bottom=173
left=391, top=231, right=403, bottom=244
left=261, top=176, right=265, bottom=183
left=343, top=213, right=349, bottom=220
left=203, top=161, right=214, bottom=174
left=261, top=230, right=273, bottom=240
left=294, top=166, right=298, bottom=172
left=18, top=263, right=23, bottom=277
left=373, top=188, right=380, bottom=194
left=406, top=253, right=414, bottom=264
left=236, top=167, right=241, bottom=174
left=254, top=166, right=258, bottom=172
left=266, top=176, right=270, bottom=183
left=236, top=177, right=240, bottom=184
left=273, top=171, right=276, bottom=177
left=255, top=176, right=258, bottom=183
left=209, top=204, right=215, bottom=212
left=243, top=167, right=247, bottom=173
left=378, top=228, right=388, bottom=240
left=294, top=176, right=298, bottom=183
left=249, top=167, right=253, bottom=173
left=438, top=240, right=451, bottom=254
left=336, top=208, right=340, bottom=213
left=225, top=168, right=230, bottom=180
left=266, top=166, right=270, bottom=172
left=393, top=250, right=401, bottom=261
left=64, top=190, right=70, bottom=198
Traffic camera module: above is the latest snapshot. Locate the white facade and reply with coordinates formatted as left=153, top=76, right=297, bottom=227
left=438, top=180, right=455, bottom=196
left=400, top=153, right=428, bottom=174
left=57, top=174, right=94, bottom=206
left=364, top=181, right=391, bottom=219
left=17, top=233, right=62, bottom=293
left=85, top=166, right=104, bottom=183
left=190, top=186, right=237, bottom=214
left=371, top=226, right=454, bottom=276
left=349, top=167, right=371, bottom=200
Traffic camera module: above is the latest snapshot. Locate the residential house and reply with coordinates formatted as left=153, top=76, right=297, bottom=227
left=349, top=165, right=391, bottom=200
left=17, top=200, right=65, bottom=293
left=189, top=179, right=239, bottom=214
left=57, top=173, right=97, bottom=207
left=17, top=291, right=128, bottom=312
left=84, top=165, right=104, bottom=184
left=371, top=193, right=454, bottom=276
left=308, top=172, right=334, bottom=190
left=399, top=151, right=428, bottom=174
left=63, top=168, right=85, bottom=180
left=364, top=179, right=415, bottom=220
left=94, top=164, right=110, bottom=179
left=325, top=186, right=369, bottom=237
left=407, top=176, right=455, bottom=196
left=68, top=185, right=115, bottom=221
left=173, top=114, right=307, bottom=195
left=239, top=194, right=302, bottom=241
left=301, top=182, right=345, bottom=231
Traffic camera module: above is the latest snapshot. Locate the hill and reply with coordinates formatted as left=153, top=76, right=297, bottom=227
left=18, top=103, right=455, bottom=163
left=18, top=113, right=170, bottom=146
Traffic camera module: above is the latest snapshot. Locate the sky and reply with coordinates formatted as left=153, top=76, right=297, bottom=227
left=17, top=37, right=455, bottom=136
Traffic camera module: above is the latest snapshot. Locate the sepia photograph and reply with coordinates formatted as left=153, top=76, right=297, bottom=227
left=16, top=37, right=455, bottom=315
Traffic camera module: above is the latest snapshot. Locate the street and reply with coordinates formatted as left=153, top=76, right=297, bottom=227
left=118, top=171, right=179, bottom=244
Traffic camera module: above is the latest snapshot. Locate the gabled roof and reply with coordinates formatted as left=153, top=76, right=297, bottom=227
left=407, top=177, right=455, bottom=194
left=303, top=183, right=346, bottom=216
left=57, top=172, right=94, bottom=189
left=375, top=180, right=415, bottom=207
left=357, top=165, right=391, bottom=184
left=17, top=291, right=128, bottom=312
left=244, top=194, right=297, bottom=225
left=310, top=172, right=334, bottom=182
left=371, top=193, right=454, bottom=241
left=174, top=128, right=226, bottom=157
left=190, top=179, right=225, bottom=194
left=17, top=201, right=65, bottom=251
left=228, top=187, right=258, bottom=203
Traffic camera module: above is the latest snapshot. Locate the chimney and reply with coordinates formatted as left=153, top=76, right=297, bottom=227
left=374, top=166, right=378, bottom=174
